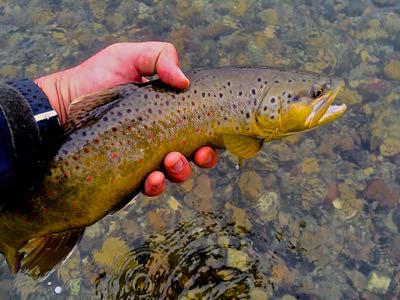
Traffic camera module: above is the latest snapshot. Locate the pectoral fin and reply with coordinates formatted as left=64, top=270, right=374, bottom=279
left=19, top=229, right=84, bottom=279
left=222, top=134, right=264, bottom=159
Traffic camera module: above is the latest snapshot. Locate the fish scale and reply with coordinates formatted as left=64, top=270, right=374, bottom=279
left=0, top=66, right=346, bottom=277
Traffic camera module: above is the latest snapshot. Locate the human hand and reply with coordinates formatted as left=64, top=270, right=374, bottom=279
left=34, top=42, right=217, bottom=197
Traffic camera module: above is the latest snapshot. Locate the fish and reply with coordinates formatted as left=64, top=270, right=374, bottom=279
left=0, top=66, right=346, bottom=277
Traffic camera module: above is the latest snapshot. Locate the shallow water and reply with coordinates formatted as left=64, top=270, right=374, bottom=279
left=0, top=0, right=400, bottom=299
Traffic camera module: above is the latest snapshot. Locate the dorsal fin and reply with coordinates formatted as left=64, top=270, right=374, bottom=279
left=222, top=134, right=264, bottom=159
left=19, top=229, right=84, bottom=279
left=65, top=84, right=135, bottom=133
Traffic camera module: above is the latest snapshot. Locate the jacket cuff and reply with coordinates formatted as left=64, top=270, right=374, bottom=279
left=6, top=78, right=62, bottom=145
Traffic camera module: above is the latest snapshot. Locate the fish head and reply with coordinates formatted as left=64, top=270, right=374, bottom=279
left=255, top=71, right=346, bottom=140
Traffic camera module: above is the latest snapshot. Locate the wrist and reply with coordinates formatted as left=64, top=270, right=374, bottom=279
left=34, top=67, right=78, bottom=125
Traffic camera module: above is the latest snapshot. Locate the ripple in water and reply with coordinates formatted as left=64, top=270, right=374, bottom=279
left=94, top=213, right=276, bottom=299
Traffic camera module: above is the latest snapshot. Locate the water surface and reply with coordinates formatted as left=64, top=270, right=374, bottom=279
left=0, top=0, right=399, bottom=299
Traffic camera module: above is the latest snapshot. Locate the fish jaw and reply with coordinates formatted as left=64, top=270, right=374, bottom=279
left=305, top=81, right=346, bottom=128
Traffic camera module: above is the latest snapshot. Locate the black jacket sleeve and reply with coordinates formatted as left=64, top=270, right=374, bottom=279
left=0, top=80, right=62, bottom=210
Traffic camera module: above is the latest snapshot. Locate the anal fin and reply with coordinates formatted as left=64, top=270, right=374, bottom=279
left=19, top=228, right=84, bottom=279
left=222, top=134, right=264, bottom=159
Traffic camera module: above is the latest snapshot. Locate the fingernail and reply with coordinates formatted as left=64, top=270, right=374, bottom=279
left=172, top=158, right=184, bottom=173
left=203, top=152, right=213, bottom=164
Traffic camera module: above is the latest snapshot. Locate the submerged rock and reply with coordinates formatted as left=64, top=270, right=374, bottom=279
left=366, top=271, right=391, bottom=293
left=383, top=59, right=400, bottom=81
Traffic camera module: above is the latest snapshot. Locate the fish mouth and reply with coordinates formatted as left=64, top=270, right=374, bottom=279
left=306, top=81, right=347, bottom=128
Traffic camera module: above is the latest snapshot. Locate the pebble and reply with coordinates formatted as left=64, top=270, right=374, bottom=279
left=366, top=271, right=391, bottom=293
left=226, top=249, right=249, bottom=272
left=383, top=59, right=400, bottom=81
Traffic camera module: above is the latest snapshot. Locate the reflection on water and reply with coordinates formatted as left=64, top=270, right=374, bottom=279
left=1, top=0, right=400, bottom=298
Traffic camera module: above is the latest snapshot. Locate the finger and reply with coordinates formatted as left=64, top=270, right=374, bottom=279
left=193, top=147, right=218, bottom=168
left=155, top=43, right=190, bottom=90
left=164, top=152, right=191, bottom=183
left=144, top=171, right=166, bottom=196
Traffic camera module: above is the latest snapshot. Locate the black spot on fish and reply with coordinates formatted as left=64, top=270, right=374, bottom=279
left=236, top=126, right=239, bottom=130
left=274, top=80, right=279, bottom=83
left=257, top=78, right=262, bottom=82
left=208, top=92, right=211, bottom=96
left=194, top=89, right=198, bottom=94
left=227, top=81, right=231, bottom=86
left=240, top=110, right=244, bottom=114
left=112, top=127, right=118, bottom=132
left=155, top=94, right=160, bottom=99
left=202, top=92, right=206, bottom=97
left=239, top=91, right=243, bottom=96
left=288, top=93, right=291, bottom=98
left=264, top=80, right=268, bottom=84
left=263, top=106, right=268, bottom=111
left=251, top=89, right=256, bottom=95
left=282, top=91, right=286, bottom=96
left=144, top=94, right=148, bottom=99
left=138, top=117, right=143, bottom=121
left=191, top=101, right=195, bottom=106
left=224, top=116, right=228, bottom=121
left=158, top=109, right=162, bottom=114
left=117, top=112, right=122, bottom=116
left=271, top=116, right=275, bottom=119
left=246, top=112, right=250, bottom=118
left=288, top=79, right=292, bottom=83
left=166, top=100, right=170, bottom=106
left=126, top=109, right=132, bottom=113
left=148, top=108, right=153, bottom=113
left=229, top=90, right=233, bottom=94
left=82, top=131, right=87, bottom=137
left=253, top=99, right=257, bottom=106
left=271, top=97, right=276, bottom=103
left=233, top=104, right=237, bottom=109
left=219, top=93, right=223, bottom=98
left=102, top=117, right=108, bottom=121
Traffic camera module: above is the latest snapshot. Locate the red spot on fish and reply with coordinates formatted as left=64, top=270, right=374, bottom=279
left=48, top=190, right=57, bottom=197
left=182, top=139, right=187, bottom=145
left=72, top=156, right=79, bottom=161
left=86, top=175, right=93, bottom=183
left=111, top=152, right=118, bottom=160
left=127, top=126, right=132, bottom=131
left=75, top=166, right=80, bottom=170
left=63, top=170, right=70, bottom=177
left=42, top=207, right=49, bottom=213
left=71, top=200, right=78, bottom=208
left=139, top=158, right=144, bottom=164
left=94, top=139, right=99, bottom=144
left=84, top=148, right=90, bottom=153
left=146, top=133, right=153, bottom=139
left=195, top=127, right=201, bottom=133
left=206, top=111, right=213, bottom=117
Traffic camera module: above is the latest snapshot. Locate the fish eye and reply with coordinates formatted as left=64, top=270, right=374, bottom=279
left=313, top=89, right=323, bottom=98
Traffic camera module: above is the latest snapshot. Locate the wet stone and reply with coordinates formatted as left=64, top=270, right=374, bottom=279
left=366, top=271, right=391, bottom=293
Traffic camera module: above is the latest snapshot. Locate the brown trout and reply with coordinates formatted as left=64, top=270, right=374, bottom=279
left=0, top=67, right=346, bottom=277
